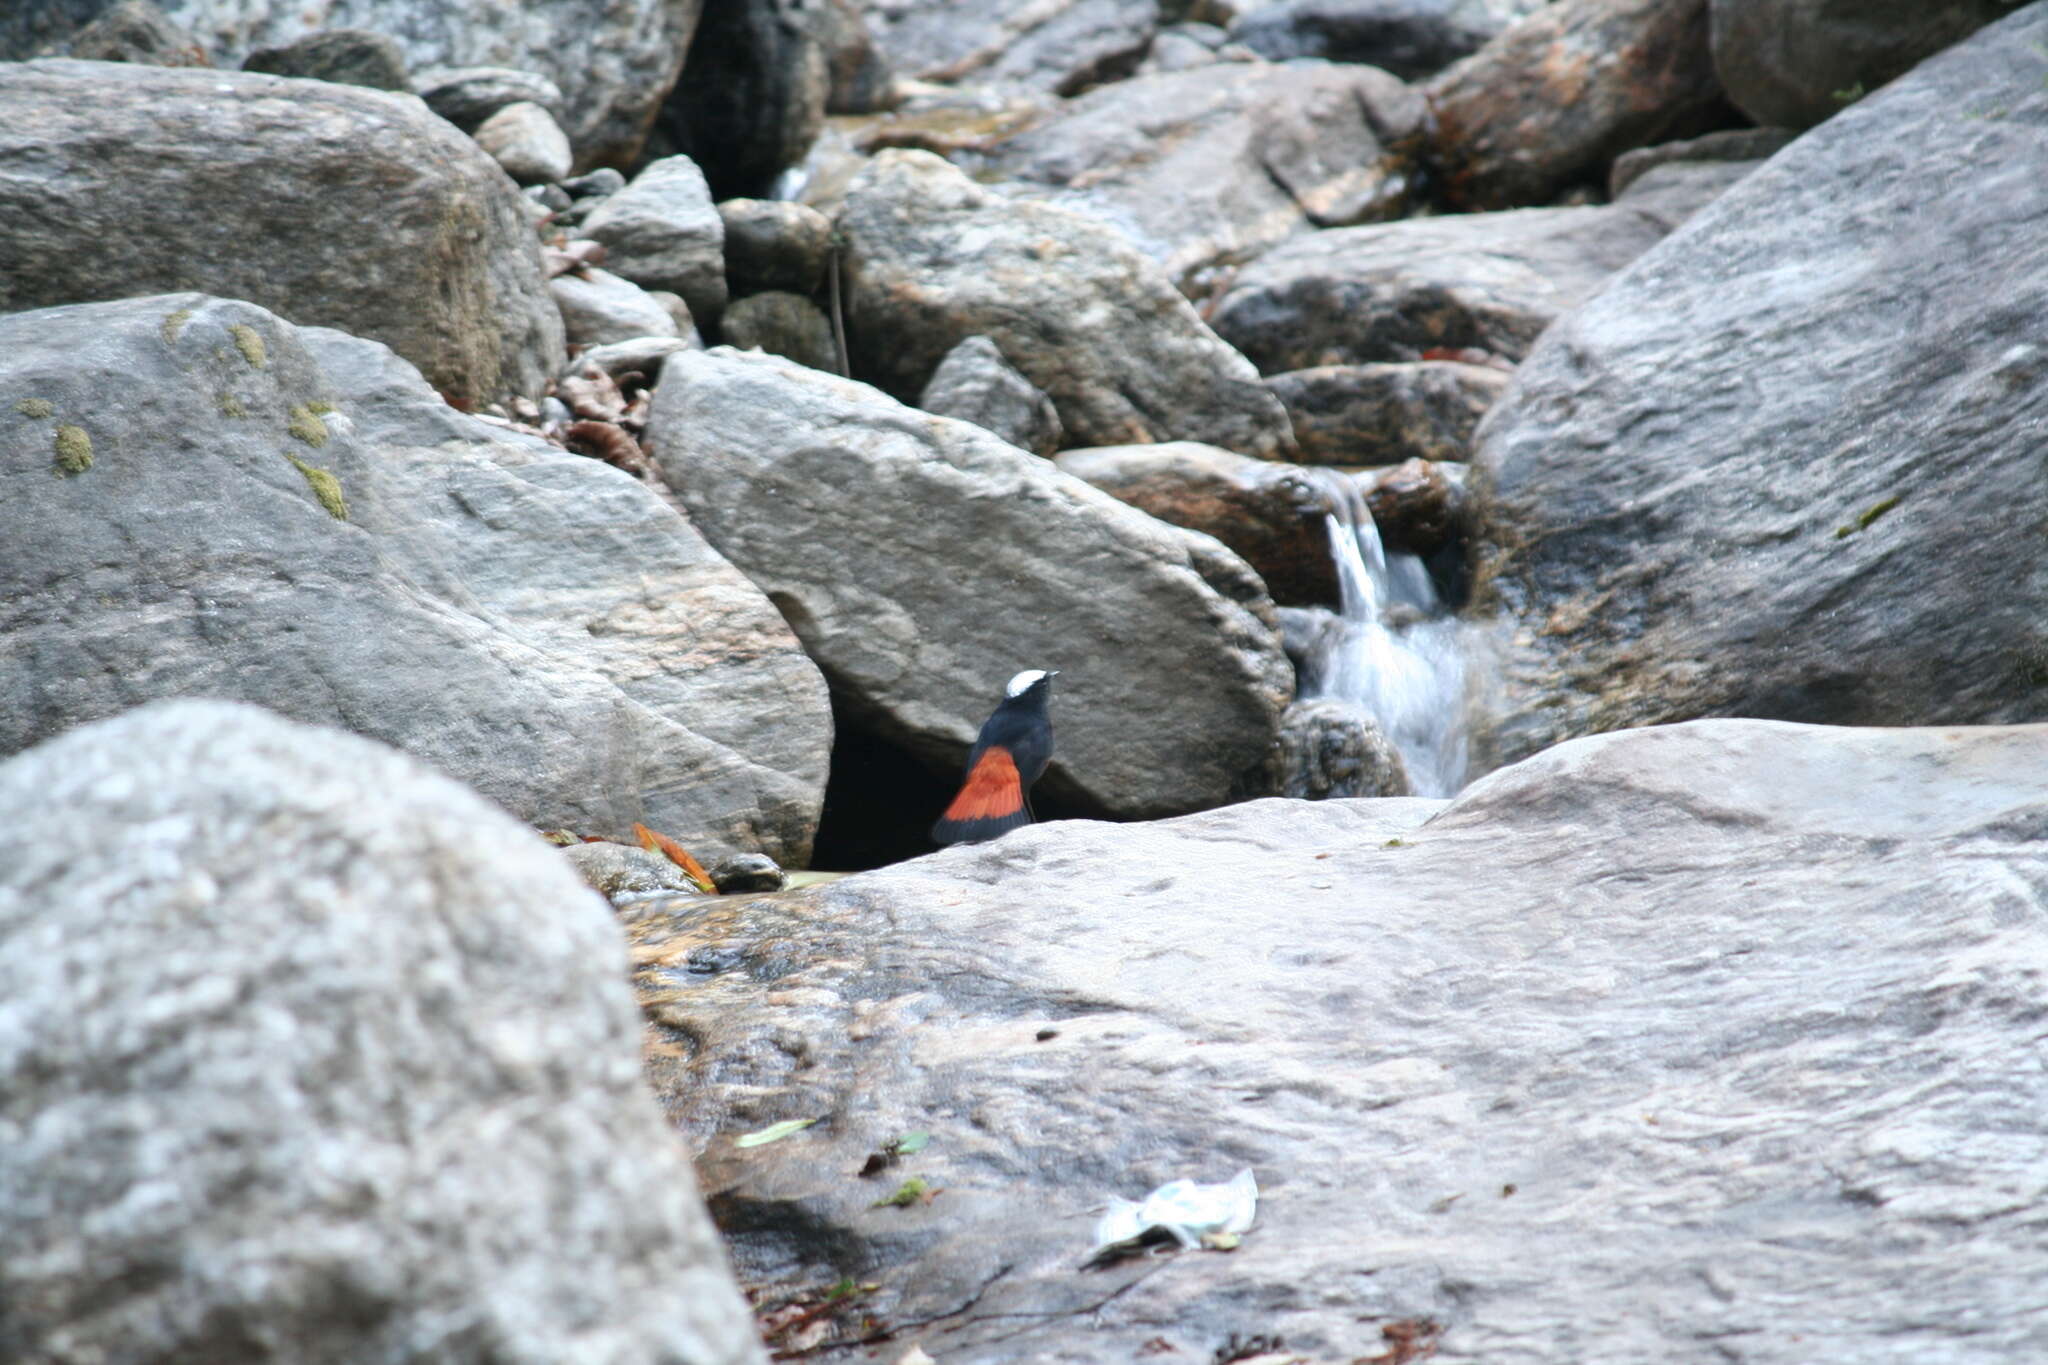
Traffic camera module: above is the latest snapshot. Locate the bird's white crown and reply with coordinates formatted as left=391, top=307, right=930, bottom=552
left=1006, top=669, right=1054, bottom=698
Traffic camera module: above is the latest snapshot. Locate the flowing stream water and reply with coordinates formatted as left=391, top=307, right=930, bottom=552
left=1297, top=479, right=1470, bottom=797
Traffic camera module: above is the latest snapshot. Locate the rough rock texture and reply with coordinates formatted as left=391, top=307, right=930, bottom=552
left=0, top=701, right=764, bottom=1365
left=656, top=0, right=827, bottom=199
left=0, top=0, right=703, bottom=169
left=415, top=64, right=567, bottom=132
left=1270, top=694, right=1413, bottom=796
left=646, top=348, right=1292, bottom=818
left=0, top=295, right=830, bottom=863
left=582, top=155, right=729, bottom=328
left=719, top=291, right=838, bottom=373
left=820, top=0, right=896, bottom=113
left=982, top=61, right=1427, bottom=290
left=861, top=0, right=1163, bottom=93
left=1055, top=442, right=1339, bottom=606
left=718, top=197, right=834, bottom=296
left=1267, top=360, right=1509, bottom=464
left=1608, top=123, right=1795, bottom=196
left=1472, top=6, right=2048, bottom=766
left=42, top=0, right=209, bottom=64
left=839, top=150, right=1296, bottom=457
left=1210, top=202, right=1673, bottom=373
left=632, top=717, right=2048, bottom=1361
left=1229, top=0, right=1546, bottom=77
left=241, top=27, right=409, bottom=89
left=1367, top=455, right=1467, bottom=556
left=0, top=60, right=562, bottom=408
left=550, top=267, right=684, bottom=346
left=917, top=335, right=1063, bottom=457
left=1711, top=0, right=2012, bottom=129
left=472, top=99, right=573, bottom=183
left=1426, top=0, right=1730, bottom=210
left=563, top=839, right=708, bottom=900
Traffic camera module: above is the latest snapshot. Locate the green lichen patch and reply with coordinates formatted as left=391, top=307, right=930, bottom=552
left=288, top=455, right=348, bottom=521
left=307, top=400, right=335, bottom=415
left=161, top=308, right=194, bottom=345
left=229, top=324, right=268, bottom=369
left=1834, top=494, right=1902, bottom=539
left=14, top=397, right=54, bottom=419
left=53, top=424, right=93, bottom=475
left=287, top=403, right=328, bottom=447
left=217, top=391, right=248, bottom=418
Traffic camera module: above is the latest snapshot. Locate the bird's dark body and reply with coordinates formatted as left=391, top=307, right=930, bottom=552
left=931, top=672, right=1056, bottom=846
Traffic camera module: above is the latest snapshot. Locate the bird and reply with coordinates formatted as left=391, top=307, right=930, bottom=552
left=931, top=669, right=1058, bottom=847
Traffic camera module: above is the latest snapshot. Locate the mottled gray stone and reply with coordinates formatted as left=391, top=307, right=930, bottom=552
left=1472, top=5, right=2048, bottom=765
left=581, top=154, right=729, bottom=329
left=241, top=27, right=409, bottom=89
left=415, top=64, right=568, bottom=132
left=1608, top=124, right=1797, bottom=196
left=1267, top=360, right=1510, bottom=464
left=861, top=0, right=1162, bottom=94
left=0, top=295, right=830, bottom=864
left=718, top=197, right=834, bottom=297
left=551, top=268, right=684, bottom=346
left=1228, top=0, right=1547, bottom=78
left=44, top=0, right=209, bottom=64
left=917, top=335, right=1061, bottom=457
left=563, top=840, right=707, bottom=899
left=719, top=290, right=838, bottom=373
left=472, top=99, right=573, bottom=183
left=0, top=60, right=563, bottom=407
left=0, top=700, right=765, bottom=1365
left=1270, top=694, right=1413, bottom=796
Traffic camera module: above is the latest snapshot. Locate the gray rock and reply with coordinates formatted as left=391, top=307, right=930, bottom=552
left=1608, top=124, right=1797, bottom=196
left=563, top=839, right=707, bottom=898
left=633, top=716, right=2048, bottom=1361
left=1711, top=0, right=2013, bottom=129
left=1229, top=0, right=1547, bottom=78
left=472, top=99, right=573, bottom=183
left=820, top=0, right=897, bottom=113
left=645, top=347, right=1292, bottom=819
left=1471, top=6, right=2048, bottom=766
left=415, top=64, right=568, bottom=132
left=709, top=852, right=786, bottom=892
left=719, top=290, right=839, bottom=372
left=655, top=0, right=827, bottom=199
left=0, top=60, right=562, bottom=409
left=718, top=197, right=834, bottom=296
left=646, top=289, right=702, bottom=342
left=0, top=294, right=831, bottom=864
left=839, top=150, right=1297, bottom=457
left=981, top=61, right=1427, bottom=292
left=1209, top=202, right=1673, bottom=372
left=1055, top=442, right=1339, bottom=607
left=1270, top=694, right=1413, bottom=796
left=563, top=165, right=628, bottom=199
left=1266, top=360, right=1510, bottom=463
left=862, top=0, right=1162, bottom=94
left=563, top=335, right=699, bottom=385
left=0, top=0, right=705, bottom=170
left=582, top=154, right=729, bottom=329
left=47, top=0, right=209, bottom=65
left=1610, top=154, right=1768, bottom=226
left=917, top=334, right=1062, bottom=457
left=1426, top=0, right=1728, bottom=210
left=241, top=26, right=409, bottom=89
left=0, top=700, right=765, bottom=1365
left=1136, top=22, right=1234, bottom=74
left=551, top=267, right=684, bottom=346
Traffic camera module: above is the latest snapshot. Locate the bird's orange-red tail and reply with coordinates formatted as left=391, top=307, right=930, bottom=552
left=931, top=745, right=1030, bottom=844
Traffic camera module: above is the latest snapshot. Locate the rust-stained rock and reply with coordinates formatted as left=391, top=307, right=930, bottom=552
left=1425, top=0, right=1730, bottom=210
left=1367, top=455, right=1467, bottom=556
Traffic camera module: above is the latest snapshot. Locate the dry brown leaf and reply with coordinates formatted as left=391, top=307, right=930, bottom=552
left=557, top=369, right=627, bottom=422
left=634, top=822, right=717, bottom=892
left=561, top=420, right=648, bottom=474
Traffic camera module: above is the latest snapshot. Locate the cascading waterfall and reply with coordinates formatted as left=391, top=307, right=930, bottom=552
left=1298, top=475, right=1469, bottom=797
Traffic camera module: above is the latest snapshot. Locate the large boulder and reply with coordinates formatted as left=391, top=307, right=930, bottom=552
left=1710, top=0, right=2013, bottom=129
left=0, top=0, right=703, bottom=170
left=1227, top=0, right=1547, bottom=78
left=1210, top=202, right=1673, bottom=373
left=644, top=347, right=1293, bottom=819
left=981, top=61, right=1426, bottom=291
left=632, top=717, right=2048, bottom=1361
left=1425, top=0, right=1729, bottom=210
left=859, top=0, right=1161, bottom=94
left=838, top=149, right=1296, bottom=457
left=0, top=700, right=766, bottom=1365
left=0, top=60, right=562, bottom=408
left=0, top=294, right=831, bottom=864
left=1471, top=5, right=2048, bottom=766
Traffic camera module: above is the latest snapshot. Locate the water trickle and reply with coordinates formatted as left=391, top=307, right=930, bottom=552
left=1297, top=478, right=1469, bottom=797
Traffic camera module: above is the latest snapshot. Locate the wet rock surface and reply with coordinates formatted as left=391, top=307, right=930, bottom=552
left=839, top=149, right=1296, bottom=456
left=982, top=61, right=1426, bottom=290
left=645, top=348, right=1292, bottom=820
left=0, top=295, right=830, bottom=864
left=633, top=717, right=2048, bottom=1362
left=1266, top=360, right=1508, bottom=464
left=0, top=60, right=563, bottom=408
left=0, top=700, right=764, bottom=1365
left=1269, top=694, right=1413, bottom=796
left=1473, top=6, right=2048, bottom=765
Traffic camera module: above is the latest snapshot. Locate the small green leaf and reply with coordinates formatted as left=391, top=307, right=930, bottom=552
left=871, top=1176, right=930, bottom=1209
left=735, top=1118, right=817, bottom=1148
left=892, top=1131, right=931, bottom=1155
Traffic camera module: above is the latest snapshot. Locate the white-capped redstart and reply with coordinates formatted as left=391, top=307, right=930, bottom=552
left=931, top=669, right=1058, bottom=846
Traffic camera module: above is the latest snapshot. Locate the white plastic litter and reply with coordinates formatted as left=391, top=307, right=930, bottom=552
left=1091, top=1168, right=1258, bottom=1253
